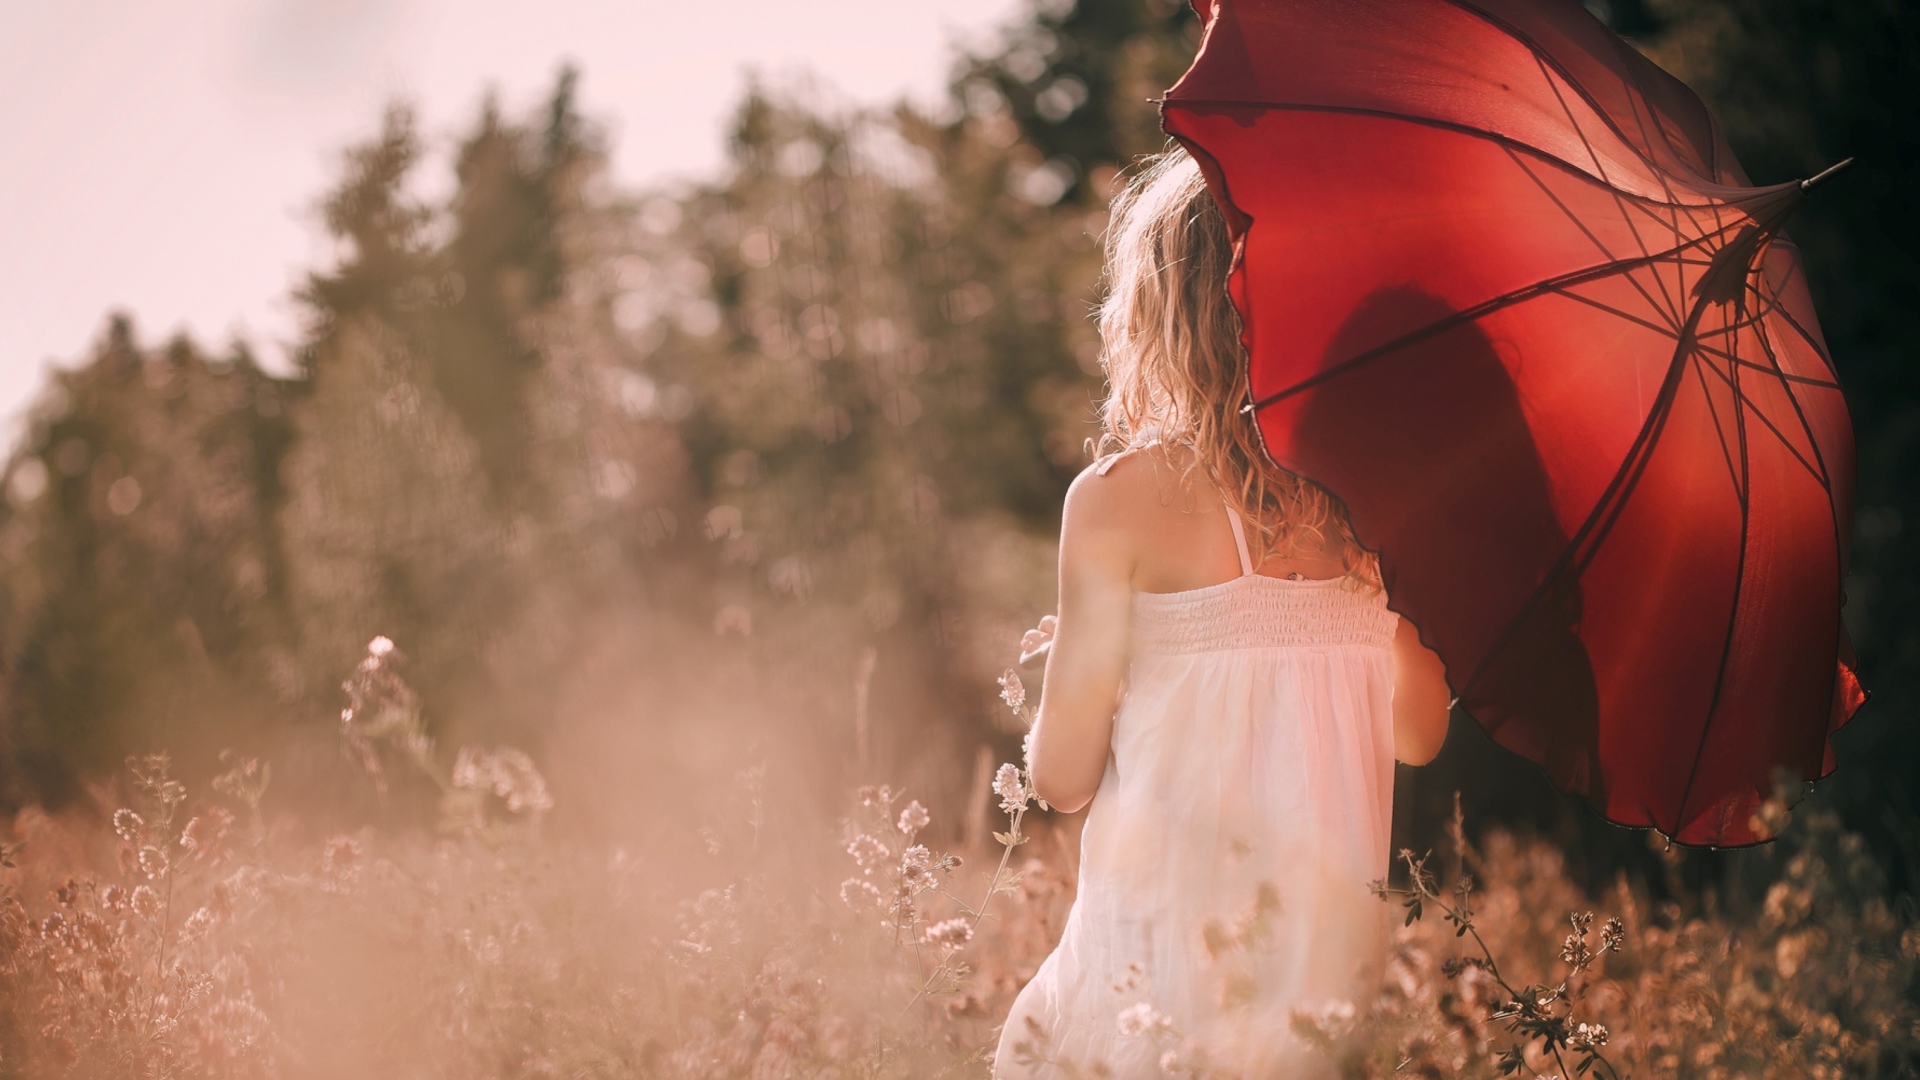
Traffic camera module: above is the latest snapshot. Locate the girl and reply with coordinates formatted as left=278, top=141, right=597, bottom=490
left=994, top=149, right=1452, bottom=1078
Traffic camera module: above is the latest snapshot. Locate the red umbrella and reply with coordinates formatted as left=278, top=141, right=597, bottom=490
left=1163, top=0, right=1865, bottom=846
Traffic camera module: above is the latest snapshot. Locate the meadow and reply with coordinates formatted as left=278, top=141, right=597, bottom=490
left=2, top=635, right=1915, bottom=1078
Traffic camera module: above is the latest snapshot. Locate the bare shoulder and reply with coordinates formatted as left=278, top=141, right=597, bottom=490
left=1065, top=445, right=1207, bottom=527
left=1058, top=450, right=1161, bottom=573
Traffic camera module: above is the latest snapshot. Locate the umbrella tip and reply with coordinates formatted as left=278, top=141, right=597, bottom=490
left=1800, top=157, right=1855, bottom=192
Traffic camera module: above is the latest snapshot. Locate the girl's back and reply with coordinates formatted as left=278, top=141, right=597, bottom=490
left=996, top=446, right=1400, bottom=1078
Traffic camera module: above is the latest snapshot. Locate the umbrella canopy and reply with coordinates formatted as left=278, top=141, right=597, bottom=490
left=1162, top=0, right=1865, bottom=846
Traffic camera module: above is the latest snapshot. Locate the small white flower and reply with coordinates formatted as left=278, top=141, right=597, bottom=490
left=1116, top=1001, right=1174, bottom=1038
left=839, top=878, right=883, bottom=908
left=112, top=808, right=144, bottom=844
left=450, top=745, right=554, bottom=814
left=998, top=669, right=1026, bottom=711
left=138, top=846, right=169, bottom=880
left=1288, top=998, right=1357, bottom=1043
left=1572, top=1021, right=1610, bottom=1049
left=900, top=844, right=934, bottom=883
left=367, top=636, right=395, bottom=659
left=993, top=763, right=1028, bottom=813
left=845, top=833, right=889, bottom=872
left=177, top=906, right=217, bottom=943
left=896, top=799, right=930, bottom=835
left=922, top=917, right=973, bottom=948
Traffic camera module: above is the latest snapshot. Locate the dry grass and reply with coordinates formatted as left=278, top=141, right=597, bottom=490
left=1, top=645, right=1915, bottom=1079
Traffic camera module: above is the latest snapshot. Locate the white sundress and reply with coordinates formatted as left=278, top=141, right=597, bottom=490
left=996, top=483, right=1400, bottom=1079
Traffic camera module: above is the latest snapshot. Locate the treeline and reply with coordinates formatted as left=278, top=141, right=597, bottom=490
left=0, top=7, right=1208, bottom=819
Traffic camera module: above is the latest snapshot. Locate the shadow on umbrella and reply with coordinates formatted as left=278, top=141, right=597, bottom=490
left=1298, top=285, right=1605, bottom=803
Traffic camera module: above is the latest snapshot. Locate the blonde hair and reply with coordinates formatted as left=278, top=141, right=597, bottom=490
left=1096, top=147, right=1374, bottom=580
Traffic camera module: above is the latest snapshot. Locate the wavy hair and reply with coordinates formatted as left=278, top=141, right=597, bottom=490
left=1095, top=146, right=1374, bottom=581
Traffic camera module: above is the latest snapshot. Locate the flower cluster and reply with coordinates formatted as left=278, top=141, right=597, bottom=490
left=450, top=745, right=555, bottom=816
left=993, top=762, right=1029, bottom=815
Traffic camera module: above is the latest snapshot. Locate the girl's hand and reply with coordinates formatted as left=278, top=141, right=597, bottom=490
left=1018, top=615, right=1058, bottom=667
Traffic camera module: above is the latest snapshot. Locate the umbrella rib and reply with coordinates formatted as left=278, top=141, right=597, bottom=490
left=1692, top=295, right=1775, bottom=341
left=1695, top=340, right=1841, bottom=390
left=1749, top=289, right=1853, bottom=716
left=1686, top=351, right=1747, bottom=500
left=1523, top=49, right=1697, bottom=330
left=1760, top=283, right=1842, bottom=379
left=1167, top=98, right=1727, bottom=212
left=1691, top=344, right=1828, bottom=488
left=1248, top=216, right=1752, bottom=411
left=1445, top=0, right=1678, bottom=185
left=1672, top=295, right=1758, bottom=835
left=1545, top=285, right=1680, bottom=339
left=1504, top=145, right=1683, bottom=328
left=1603, top=81, right=1698, bottom=328
left=1747, top=292, right=1840, bottom=491
left=1458, top=271, right=1752, bottom=844
left=1533, top=51, right=1616, bottom=191
left=1456, top=342, right=1687, bottom=797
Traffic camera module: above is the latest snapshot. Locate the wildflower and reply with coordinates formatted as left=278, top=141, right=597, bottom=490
left=1288, top=999, right=1357, bottom=1043
left=1116, top=1001, right=1174, bottom=1038
left=888, top=882, right=918, bottom=928
left=367, top=635, right=395, bottom=659
left=845, top=833, right=890, bottom=872
left=1571, top=1021, right=1610, bottom=1049
left=138, top=845, right=169, bottom=880
left=900, top=844, right=934, bottom=885
left=896, top=799, right=930, bottom=835
left=131, top=885, right=161, bottom=921
left=856, top=784, right=893, bottom=809
left=112, top=808, right=144, bottom=843
left=923, top=917, right=974, bottom=948
left=993, top=763, right=1028, bottom=813
left=178, top=906, right=217, bottom=943
left=840, top=878, right=883, bottom=908
left=998, top=668, right=1026, bottom=711
left=1600, top=915, right=1626, bottom=953
left=1561, top=911, right=1597, bottom=966
left=451, top=745, right=555, bottom=814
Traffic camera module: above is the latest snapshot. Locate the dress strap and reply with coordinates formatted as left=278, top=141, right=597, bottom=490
left=1223, top=502, right=1255, bottom=577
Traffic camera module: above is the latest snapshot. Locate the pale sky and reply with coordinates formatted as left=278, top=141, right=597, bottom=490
left=0, top=0, right=1024, bottom=433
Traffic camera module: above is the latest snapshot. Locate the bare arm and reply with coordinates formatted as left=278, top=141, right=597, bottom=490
left=1391, top=616, right=1451, bottom=765
left=1025, top=467, right=1137, bottom=814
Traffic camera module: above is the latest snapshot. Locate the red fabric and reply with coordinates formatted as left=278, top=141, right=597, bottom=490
left=1163, top=0, right=1864, bottom=846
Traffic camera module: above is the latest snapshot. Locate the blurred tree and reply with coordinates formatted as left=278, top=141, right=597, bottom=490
left=957, top=0, right=1200, bottom=200
left=282, top=79, right=690, bottom=756
left=626, top=86, right=1100, bottom=803
left=0, top=319, right=297, bottom=804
